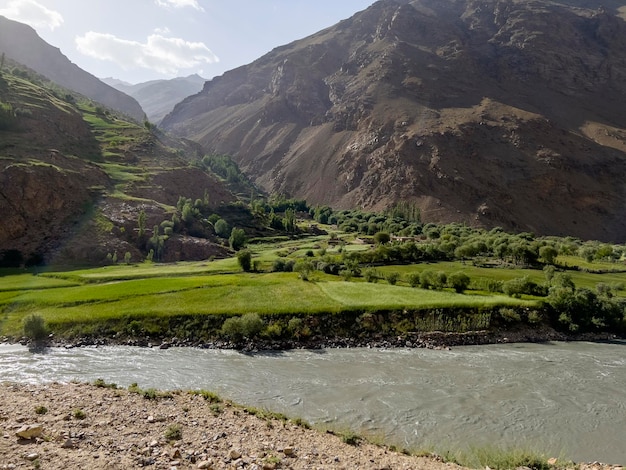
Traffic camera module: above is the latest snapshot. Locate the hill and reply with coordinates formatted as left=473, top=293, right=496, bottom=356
left=0, top=61, right=244, bottom=266
left=161, top=0, right=626, bottom=242
left=102, top=74, right=206, bottom=124
left=0, top=15, right=144, bottom=122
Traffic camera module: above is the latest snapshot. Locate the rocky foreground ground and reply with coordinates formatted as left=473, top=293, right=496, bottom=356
left=0, top=382, right=623, bottom=470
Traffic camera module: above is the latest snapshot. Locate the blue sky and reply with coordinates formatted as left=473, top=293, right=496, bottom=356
left=0, top=0, right=374, bottom=84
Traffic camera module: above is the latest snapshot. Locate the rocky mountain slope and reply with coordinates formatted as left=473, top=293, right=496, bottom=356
left=0, top=15, right=144, bottom=122
left=0, top=62, right=237, bottom=266
left=102, top=74, right=206, bottom=124
left=161, top=0, right=626, bottom=242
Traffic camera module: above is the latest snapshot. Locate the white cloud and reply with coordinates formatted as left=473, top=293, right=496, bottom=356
left=155, top=0, right=204, bottom=12
left=75, top=32, right=219, bottom=76
left=0, top=0, right=63, bottom=30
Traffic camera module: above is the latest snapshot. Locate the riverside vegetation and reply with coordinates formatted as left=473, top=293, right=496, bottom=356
left=1, top=203, right=625, bottom=347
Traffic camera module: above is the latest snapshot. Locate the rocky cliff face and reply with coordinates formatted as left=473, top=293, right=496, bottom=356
left=0, top=16, right=145, bottom=121
left=161, top=0, right=626, bottom=241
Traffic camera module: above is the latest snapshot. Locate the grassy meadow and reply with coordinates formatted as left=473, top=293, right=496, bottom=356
left=1, top=233, right=625, bottom=342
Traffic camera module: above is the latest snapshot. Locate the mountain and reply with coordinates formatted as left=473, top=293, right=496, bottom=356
left=0, top=61, right=241, bottom=266
left=102, top=74, right=206, bottom=124
left=0, top=15, right=144, bottom=121
left=161, top=0, right=626, bottom=242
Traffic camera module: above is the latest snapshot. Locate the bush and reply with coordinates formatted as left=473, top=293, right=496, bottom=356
left=364, top=268, right=379, bottom=283
left=237, top=249, right=252, bottom=272
left=294, top=260, right=314, bottom=281
left=272, top=258, right=286, bottom=272
left=229, top=228, right=247, bottom=250
left=240, top=312, right=263, bottom=337
left=164, top=424, right=182, bottom=441
left=221, top=313, right=264, bottom=340
left=503, top=276, right=543, bottom=298
left=214, top=219, right=230, bottom=238
left=287, top=317, right=310, bottom=339
left=23, top=314, right=48, bottom=341
left=386, top=272, right=400, bottom=285
left=448, top=271, right=470, bottom=293
left=373, top=232, right=391, bottom=245
left=407, top=273, right=421, bottom=288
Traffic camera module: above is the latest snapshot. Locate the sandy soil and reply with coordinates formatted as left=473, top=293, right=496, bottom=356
left=0, top=382, right=623, bottom=470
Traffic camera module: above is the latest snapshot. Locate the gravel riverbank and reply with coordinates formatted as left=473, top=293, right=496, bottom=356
left=0, top=382, right=467, bottom=469
left=1, top=382, right=624, bottom=470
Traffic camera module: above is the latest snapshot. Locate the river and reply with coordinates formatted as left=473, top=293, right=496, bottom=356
left=1, top=341, right=624, bottom=464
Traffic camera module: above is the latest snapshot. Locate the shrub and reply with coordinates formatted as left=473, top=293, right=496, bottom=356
left=164, top=424, right=182, bottom=441
left=364, top=268, right=379, bottom=283
left=386, top=272, right=400, bottom=285
left=340, top=269, right=353, bottom=281
left=263, top=323, right=283, bottom=339
left=499, top=308, right=522, bottom=323
left=221, top=313, right=263, bottom=340
left=240, top=312, right=263, bottom=337
left=448, top=271, right=470, bottom=293
left=373, top=232, right=391, bottom=245
left=294, top=260, right=314, bottom=280
left=237, top=249, right=252, bottom=272
left=35, top=406, right=48, bottom=415
left=73, top=409, right=86, bottom=420
left=229, top=228, right=247, bottom=250
left=272, top=258, right=286, bottom=272
left=503, top=276, right=542, bottom=298
left=214, top=218, right=230, bottom=238
left=23, top=314, right=48, bottom=341
left=93, top=378, right=117, bottom=389
left=288, top=317, right=310, bottom=339
left=407, top=272, right=421, bottom=288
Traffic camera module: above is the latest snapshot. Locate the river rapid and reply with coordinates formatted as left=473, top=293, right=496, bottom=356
left=1, top=341, right=624, bottom=464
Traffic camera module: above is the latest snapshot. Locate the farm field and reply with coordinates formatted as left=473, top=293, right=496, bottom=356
left=1, top=234, right=625, bottom=342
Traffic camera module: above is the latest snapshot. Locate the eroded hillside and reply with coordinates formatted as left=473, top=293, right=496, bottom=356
left=0, top=66, right=238, bottom=265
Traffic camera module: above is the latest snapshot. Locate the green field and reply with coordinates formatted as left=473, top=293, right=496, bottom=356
left=1, top=233, right=625, bottom=341
left=0, top=258, right=541, bottom=339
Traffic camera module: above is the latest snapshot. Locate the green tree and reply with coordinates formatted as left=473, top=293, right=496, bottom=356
left=283, top=208, right=296, bottom=232
left=373, top=232, right=391, bottom=245
left=148, top=225, right=165, bottom=261
left=448, top=271, right=471, bottom=293
left=237, top=249, right=252, bottom=272
left=214, top=219, right=230, bottom=238
left=137, top=210, right=146, bottom=239
left=294, top=260, right=314, bottom=281
left=539, top=245, right=558, bottom=265
left=229, top=228, right=247, bottom=250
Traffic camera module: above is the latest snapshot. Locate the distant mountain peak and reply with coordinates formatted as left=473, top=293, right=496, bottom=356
left=0, top=16, right=144, bottom=121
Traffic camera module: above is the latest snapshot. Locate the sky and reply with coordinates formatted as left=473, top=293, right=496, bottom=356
left=0, top=0, right=375, bottom=84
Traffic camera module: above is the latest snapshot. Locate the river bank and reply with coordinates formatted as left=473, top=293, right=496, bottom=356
left=0, top=381, right=466, bottom=469
left=2, top=324, right=620, bottom=352
left=0, top=381, right=623, bottom=470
